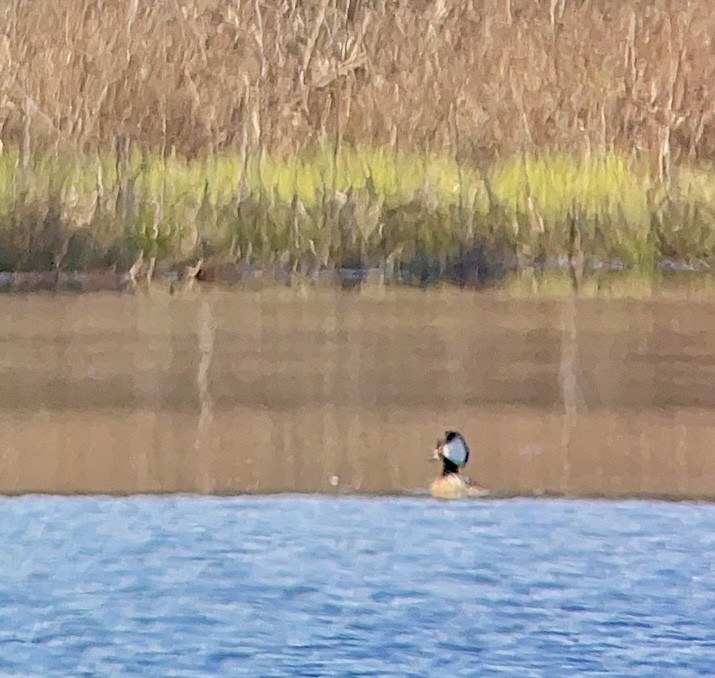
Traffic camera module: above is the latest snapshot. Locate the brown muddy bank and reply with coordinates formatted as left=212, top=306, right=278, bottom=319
left=0, top=288, right=713, bottom=499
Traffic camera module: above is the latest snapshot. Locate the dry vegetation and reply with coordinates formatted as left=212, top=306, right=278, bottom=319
left=4, top=0, right=715, bottom=162
left=0, top=0, right=714, bottom=282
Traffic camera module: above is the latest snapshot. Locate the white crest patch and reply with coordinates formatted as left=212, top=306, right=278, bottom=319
left=443, top=436, right=468, bottom=466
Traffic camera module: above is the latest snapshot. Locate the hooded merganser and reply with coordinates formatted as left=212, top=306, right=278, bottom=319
left=429, top=430, right=487, bottom=499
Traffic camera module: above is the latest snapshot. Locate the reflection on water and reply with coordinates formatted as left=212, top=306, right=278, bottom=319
left=0, top=287, right=713, bottom=498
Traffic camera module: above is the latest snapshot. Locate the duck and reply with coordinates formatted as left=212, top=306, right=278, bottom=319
left=429, top=430, right=488, bottom=500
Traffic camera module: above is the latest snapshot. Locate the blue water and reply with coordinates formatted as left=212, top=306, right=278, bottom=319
left=1, top=496, right=714, bottom=676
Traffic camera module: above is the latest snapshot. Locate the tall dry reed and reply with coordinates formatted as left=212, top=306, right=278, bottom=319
left=2, top=0, right=715, bottom=167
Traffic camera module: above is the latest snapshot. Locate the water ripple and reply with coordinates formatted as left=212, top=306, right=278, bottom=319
left=1, top=496, right=714, bottom=676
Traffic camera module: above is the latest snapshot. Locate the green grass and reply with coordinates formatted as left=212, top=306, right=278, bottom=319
left=0, top=145, right=712, bottom=281
left=492, top=152, right=652, bottom=259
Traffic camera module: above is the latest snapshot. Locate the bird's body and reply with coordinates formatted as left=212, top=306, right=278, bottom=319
left=429, top=472, right=472, bottom=500
left=429, top=430, right=488, bottom=500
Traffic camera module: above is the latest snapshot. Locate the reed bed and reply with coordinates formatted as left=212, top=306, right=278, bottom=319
left=0, top=146, right=712, bottom=280
left=0, top=0, right=714, bottom=284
